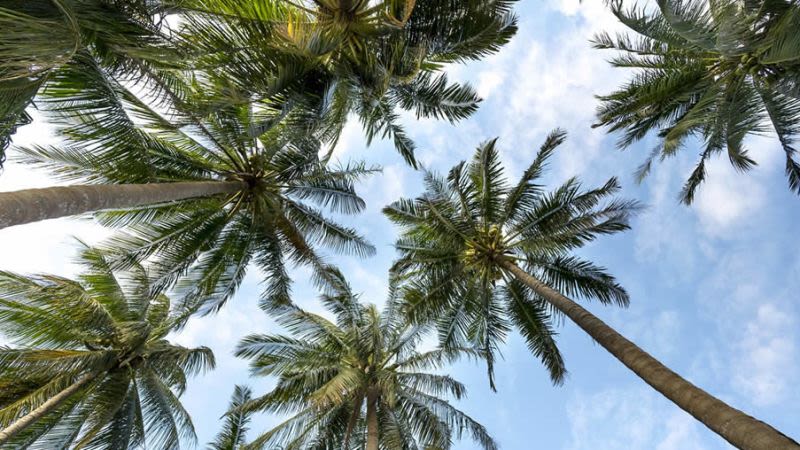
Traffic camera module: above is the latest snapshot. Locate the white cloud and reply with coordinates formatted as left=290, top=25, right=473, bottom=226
left=633, top=161, right=703, bottom=283
left=476, top=70, right=506, bottom=99
left=548, top=0, right=637, bottom=28
left=693, top=249, right=800, bottom=411
left=361, top=163, right=406, bottom=208
left=656, top=412, right=712, bottom=450
left=0, top=216, right=111, bottom=275
left=693, top=157, right=766, bottom=237
left=614, top=308, right=682, bottom=357
left=346, top=263, right=390, bottom=303
left=732, top=303, right=796, bottom=407
left=566, top=387, right=721, bottom=450
left=566, top=388, right=655, bottom=450
left=0, top=116, right=113, bottom=275
left=461, top=0, right=634, bottom=186
left=328, top=119, right=365, bottom=161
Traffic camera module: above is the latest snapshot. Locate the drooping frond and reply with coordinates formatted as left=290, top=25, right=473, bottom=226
left=502, top=280, right=566, bottom=384
left=0, top=246, right=214, bottom=448
left=0, top=0, right=182, bottom=170
left=595, top=0, right=800, bottom=201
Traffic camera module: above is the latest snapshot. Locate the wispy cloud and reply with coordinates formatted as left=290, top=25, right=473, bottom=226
left=566, top=387, right=719, bottom=450
left=694, top=158, right=767, bottom=238
left=732, top=303, right=796, bottom=407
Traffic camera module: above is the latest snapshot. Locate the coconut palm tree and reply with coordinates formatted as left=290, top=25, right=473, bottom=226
left=207, top=385, right=254, bottom=450
left=383, top=130, right=800, bottom=450
left=593, top=0, right=800, bottom=204
left=0, top=0, right=183, bottom=169
left=235, top=268, right=496, bottom=450
left=0, top=72, right=376, bottom=316
left=0, top=245, right=215, bottom=448
left=177, top=0, right=518, bottom=166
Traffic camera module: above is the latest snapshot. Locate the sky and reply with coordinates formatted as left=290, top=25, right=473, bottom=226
left=1, top=0, right=799, bottom=448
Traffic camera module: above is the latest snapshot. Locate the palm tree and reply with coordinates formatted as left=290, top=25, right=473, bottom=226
left=0, top=71, right=376, bottom=315
left=0, top=245, right=215, bottom=448
left=593, top=0, right=800, bottom=203
left=207, top=385, right=254, bottom=450
left=383, top=131, right=800, bottom=450
left=177, top=0, right=519, bottom=166
left=235, top=268, right=496, bottom=450
left=0, top=0, right=182, bottom=168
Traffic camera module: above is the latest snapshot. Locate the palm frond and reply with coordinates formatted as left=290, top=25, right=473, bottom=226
left=238, top=271, right=493, bottom=449
left=209, top=385, right=254, bottom=450
left=597, top=0, right=800, bottom=199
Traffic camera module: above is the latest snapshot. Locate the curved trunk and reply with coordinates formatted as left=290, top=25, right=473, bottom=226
left=365, top=389, right=379, bottom=450
left=0, top=180, right=244, bottom=230
left=0, top=371, right=99, bottom=445
left=501, top=259, right=799, bottom=450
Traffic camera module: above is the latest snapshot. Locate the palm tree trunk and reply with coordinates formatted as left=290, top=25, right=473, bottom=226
left=365, top=389, right=379, bottom=450
left=0, top=371, right=99, bottom=445
left=0, top=180, right=244, bottom=230
left=500, top=259, right=799, bottom=450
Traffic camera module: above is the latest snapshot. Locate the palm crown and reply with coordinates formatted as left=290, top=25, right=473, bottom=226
left=384, top=131, right=640, bottom=388
left=18, top=72, right=377, bottom=317
left=593, top=0, right=800, bottom=203
left=0, top=245, right=215, bottom=449
left=177, top=0, right=518, bottom=166
left=235, top=268, right=496, bottom=450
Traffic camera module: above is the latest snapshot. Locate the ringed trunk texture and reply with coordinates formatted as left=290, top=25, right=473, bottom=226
left=0, top=181, right=244, bottom=230
left=0, top=371, right=99, bottom=445
left=366, top=390, right=379, bottom=450
left=501, top=259, right=799, bottom=450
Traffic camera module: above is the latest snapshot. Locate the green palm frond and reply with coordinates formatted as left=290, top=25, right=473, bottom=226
left=503, top=280, right=565, bottom=384
left=16, top=71, right=376, bottom=318
left=208, top=385, right=254, bottom=450
left=0, top=245, right=214, bottom=449
left=595, top=0, right=800, bottom=202
left=385, top=132, right=639, bottom=388
left=0, top=0, right=181, bottom=169
left=176, top=0, right=518, bottom=165
left=237, top=273, right=495, bottom=450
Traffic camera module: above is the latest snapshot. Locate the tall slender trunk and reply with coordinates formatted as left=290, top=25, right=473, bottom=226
left=0, top=180, right=244, bottom=230
left=500, top=259, right=799, bottom=450
left=365, top=389, right=379, bottom=450
left=0, top=371, right=99, bottom=445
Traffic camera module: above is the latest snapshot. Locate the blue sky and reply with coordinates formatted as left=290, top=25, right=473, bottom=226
left=1, top=0, right=799, bottom=448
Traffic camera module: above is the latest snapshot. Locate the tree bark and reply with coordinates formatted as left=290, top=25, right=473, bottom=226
left=0, top=371, right=99, bottom=445
left=0, top=180, right=245, bottom=230
left=500, top=260, right=799, bottom=450
left=365, top=389, right=379, bottom=450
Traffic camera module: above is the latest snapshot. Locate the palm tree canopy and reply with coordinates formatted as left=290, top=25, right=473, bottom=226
left=593, top=0, right=800, bottom=203
left=235, top=268, right=496, bottom=450
left=383, top=131, right=641, bottom=388
left=176, top=0, right=519, bottom=166
left=0, top=245, right=215, bottom=449
left=0, top=0, right=181, bottom=168
left=207, top=385, right=254, bottom=450
left=15, top=70, right=377, bottom=317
